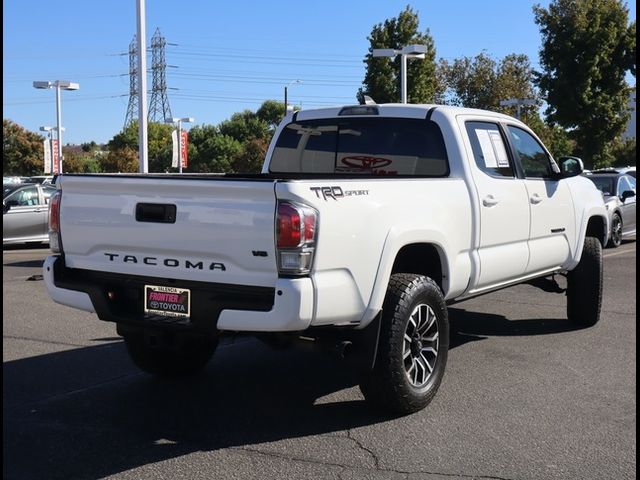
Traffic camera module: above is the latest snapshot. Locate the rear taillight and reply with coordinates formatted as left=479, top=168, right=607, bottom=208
left=276, top=201, right=318, bottom=275
left=48, top=190, right=63, bottom=253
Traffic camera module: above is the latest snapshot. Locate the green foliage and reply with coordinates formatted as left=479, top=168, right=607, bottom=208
left=233, top=137, right=270, bottom=173
left=3, top=119, right=45, bottom=176
left=106, top=121, right=173, bottom=172
left=533, top=0, right=635, bottom=167
left=256, top=100, right=286, bottom=129
left=101, top=147, right=139, bottom=173
left=188, top=125, right=242, bottom=173
left=358, top=6, right=441, bottom=104
left=611, top=137, right=636, bottom=167
left=441, top=52, right=541, bottom=116
left=218, top=110, right=270, bottom=144
left=81, top=141, right=97, bottom=153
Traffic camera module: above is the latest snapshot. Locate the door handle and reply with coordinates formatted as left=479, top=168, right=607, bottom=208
left=530, top=194, right=543, bottom=204
left=482, top=195, right=499, bottom=207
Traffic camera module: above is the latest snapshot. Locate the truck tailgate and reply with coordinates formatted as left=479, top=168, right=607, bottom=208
left=57, top=175, right=278, bottom=287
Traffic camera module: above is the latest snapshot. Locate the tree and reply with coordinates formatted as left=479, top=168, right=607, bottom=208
left=105, top=121, right=172, bottom=172
left=441, top=52, right=498, bottom=109
left=358, top=6, right=441, bottom=104
left=3, top=120, right=45, bottom=176
left=256, top=100, right=286, bottom=130
left=441, top=52, right=541, bottom=117
left=188, top=125, right=242, bottom=173
left=218, top=110, right=270, bottom=144
left=233, top=138, right=269, bottom=173
left=101, top=147, right=139, bottom=173
left=534, top=0, right=636, bottom=167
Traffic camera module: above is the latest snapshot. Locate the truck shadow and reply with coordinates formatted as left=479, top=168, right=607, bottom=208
left=3, top=340, right=393, bottom=480
left=449, top=307, right=584, bottom=349
left=4, top=311, right=584, bottom=480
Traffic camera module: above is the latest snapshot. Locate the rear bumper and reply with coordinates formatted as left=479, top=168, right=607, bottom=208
left=43, top=255, right=314, bottom=333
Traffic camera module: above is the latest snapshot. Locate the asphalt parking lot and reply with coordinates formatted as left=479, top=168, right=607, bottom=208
left=3, top=241, right=636, bottom=480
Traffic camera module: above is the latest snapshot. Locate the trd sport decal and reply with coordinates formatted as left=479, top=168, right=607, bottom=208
left=309, top=186, right=369, bottom=201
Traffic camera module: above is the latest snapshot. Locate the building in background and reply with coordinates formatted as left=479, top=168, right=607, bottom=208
left=622, top=87, right=636, bottom=140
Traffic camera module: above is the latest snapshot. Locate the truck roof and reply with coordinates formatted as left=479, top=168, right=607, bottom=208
left=292, top=103, right=523, bottom=125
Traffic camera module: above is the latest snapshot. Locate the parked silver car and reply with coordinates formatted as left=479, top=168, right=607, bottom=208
left=3, top=183, right=57, bottom=245
left=585, top=172, right=636, bottom=248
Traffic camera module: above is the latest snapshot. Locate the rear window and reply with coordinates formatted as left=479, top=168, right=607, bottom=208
left=269, top=117, right=449, bottom=176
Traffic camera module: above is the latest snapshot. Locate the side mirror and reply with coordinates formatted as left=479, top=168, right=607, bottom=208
left=621, top=190, right=636, bottom=201
left=557, top=156, right=584, bottom=177
left=2, top=202, right=9, bottom=214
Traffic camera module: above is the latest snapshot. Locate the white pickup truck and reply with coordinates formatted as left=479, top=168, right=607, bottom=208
left=43, top=104, right=608, bottom=414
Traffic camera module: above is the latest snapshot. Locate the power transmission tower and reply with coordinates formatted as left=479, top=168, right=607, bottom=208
left=148, top=28, right=172, bottom=123
left=123, top=35, right=139, bottom=128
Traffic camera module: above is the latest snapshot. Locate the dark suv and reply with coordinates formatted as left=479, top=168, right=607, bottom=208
left=584, top=171, right=636, bottom=247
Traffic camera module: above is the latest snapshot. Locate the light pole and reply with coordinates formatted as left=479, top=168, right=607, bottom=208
left=372, top=45, right=427, bottom=104
left=500, top=98, right=536, bottom=120
left=284, top=80, right=301, bottom=116
left=165, top=117, right=194, bottom=174
left=33, top=80, right=79, bottom=174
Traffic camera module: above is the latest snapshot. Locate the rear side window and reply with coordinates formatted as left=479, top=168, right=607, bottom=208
left=465, top=122, right=514, bottom=177
left=269, top=117, right=449, bottom=176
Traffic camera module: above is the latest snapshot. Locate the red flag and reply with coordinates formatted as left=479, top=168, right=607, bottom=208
left=180, top=131, right=189, bottom=169
left=51, top=139, right=60, bottom=174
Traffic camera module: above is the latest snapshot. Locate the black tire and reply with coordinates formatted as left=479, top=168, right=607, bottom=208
left=607, top=213, right=622, bottom=248
left=567, top=236, right=603, bottom=327
left=124, top=331, right=218, bottom=377
left=359, top=273, right=449, bottom=415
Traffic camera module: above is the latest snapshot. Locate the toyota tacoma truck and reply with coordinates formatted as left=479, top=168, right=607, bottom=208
left=43, top=104, right=608, bottom=414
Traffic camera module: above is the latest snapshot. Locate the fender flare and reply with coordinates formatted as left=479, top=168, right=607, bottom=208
left=358, top=227, right=450, bottom=328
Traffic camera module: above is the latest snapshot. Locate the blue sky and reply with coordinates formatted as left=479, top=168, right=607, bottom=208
left=3, top=0, right=636, bottom=145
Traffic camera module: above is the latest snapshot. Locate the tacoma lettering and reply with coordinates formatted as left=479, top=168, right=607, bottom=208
left=104, top=253, right=226, bottom=271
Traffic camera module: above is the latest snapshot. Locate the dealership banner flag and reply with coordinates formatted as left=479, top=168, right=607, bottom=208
left=171, top=130, right=179, bottom=168
left=180, top=131, right=189, bottom=169
left=51, top=139, right=60, bottom=174
left=43, top=139, right=52, bottom=174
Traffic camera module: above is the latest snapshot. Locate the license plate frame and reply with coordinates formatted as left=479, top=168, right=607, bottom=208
left=144, top=285, right=191, bottom=319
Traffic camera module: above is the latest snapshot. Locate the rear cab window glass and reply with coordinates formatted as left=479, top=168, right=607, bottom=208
left=269, top=117, right=449, bottom=176
left=465, top=122, right=514, bottom=177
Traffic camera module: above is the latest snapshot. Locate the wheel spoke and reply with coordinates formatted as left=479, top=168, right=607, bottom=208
left=408, top=314, right=417, bottom=332
left=419, top=352, right=434, bottom=373
left=415, top=356, right=426, bottom=384
left=421, top=347, right=437, bottom=357
left=413, top=360, right=420, bottom=385
left=424, top=332, right=439, bottom=343
left=418, top=308, right=436, bottom=335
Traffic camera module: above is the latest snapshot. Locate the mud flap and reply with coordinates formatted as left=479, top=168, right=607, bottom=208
left=345, top=312, right=382, bottom=372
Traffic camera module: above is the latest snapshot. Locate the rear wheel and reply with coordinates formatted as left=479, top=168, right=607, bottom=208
left=567, top=236, right=603, bottom=327
left=359, top=273, right=449, bottom=414
left=123, top=331, right=218, bottom=377
left=607, top=213, right=622, bottom=248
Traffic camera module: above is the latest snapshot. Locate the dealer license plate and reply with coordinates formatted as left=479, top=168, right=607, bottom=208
left=144, top=285, right=190, bottom=318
